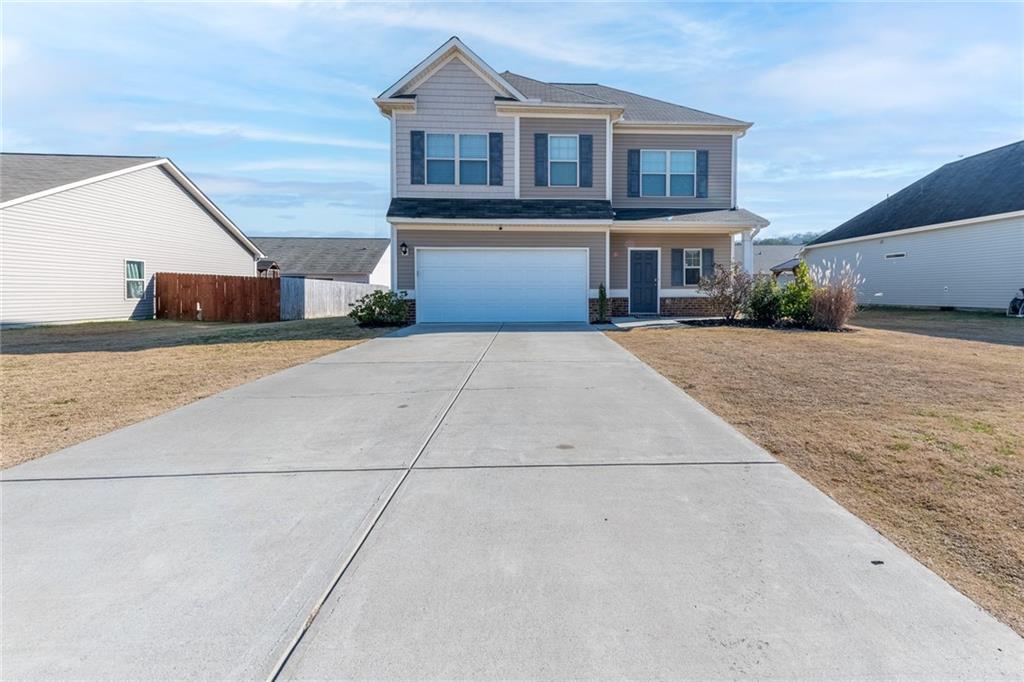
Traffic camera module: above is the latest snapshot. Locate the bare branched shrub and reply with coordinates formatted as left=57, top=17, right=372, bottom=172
left=699, top=263, right=754, bottom=321
left=808, top=258, right=864, bottom=330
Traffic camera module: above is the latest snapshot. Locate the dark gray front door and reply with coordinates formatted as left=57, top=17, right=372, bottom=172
left=629, top=250, right=658, bottom=314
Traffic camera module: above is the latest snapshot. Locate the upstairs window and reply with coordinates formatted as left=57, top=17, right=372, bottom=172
left=549, top=135, right=578, bottom=186
left=459, top=134, right=488, bottom=185
left=125, top=260, right=145, bottom=299
left=640, top=150, right=696, bottom=197
left=426, top=133, right=455, bottom=184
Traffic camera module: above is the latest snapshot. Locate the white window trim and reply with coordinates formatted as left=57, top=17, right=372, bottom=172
left=682, top=247, right=702, bottom=287
left=125, top=258, right=146, bottom=300
left=626, top=247, right=661, bottom=315
left=548, top=133, right=579, bottom=188
left=425, top=133, right=490, bottom=186
left=458, top=133, right=489, bottom=186
left=639, top=149, right=697, bottom=198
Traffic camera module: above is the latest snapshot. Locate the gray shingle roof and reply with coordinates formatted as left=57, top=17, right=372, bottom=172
left=500, top=72, right=614, bottom=106
left=388, top=198, right=614, bottom=220
left=0, top=153, right=161, bottom=203
left=500, top=72, right=748, bottom=126
left=252, top=237, right=389, bottom=276
left=808, top=140, right=1024, bottom=246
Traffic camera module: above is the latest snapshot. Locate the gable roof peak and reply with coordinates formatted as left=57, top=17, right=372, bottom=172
left=377, top=37, right=527, bottom=102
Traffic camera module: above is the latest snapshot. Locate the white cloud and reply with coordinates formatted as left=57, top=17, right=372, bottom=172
left=134, top=121, right=387, bottom=150
left=755, top=40, right=1017, bottom=114
left=228, top=158, right=388, bottom=175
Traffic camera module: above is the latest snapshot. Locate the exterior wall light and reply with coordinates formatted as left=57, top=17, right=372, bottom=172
left=400, top=242, right=409, bottom=256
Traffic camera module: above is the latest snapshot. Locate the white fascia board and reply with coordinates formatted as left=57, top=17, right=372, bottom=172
left=496, top=104, right=623, bottom=119
left=389, top=220, right=612, bottom=230
left=159, top=161, right=264, bottom=258
left=378, top=37, right=527, bottom=102
left=0, top=159, right=166, bottom=209
left=610, top=223, right=759, bottom=234
left=613, top=123, right=752, bottom=136
left=801, top=210, right=1024, bottom=251
left=0, top=158, right=263, bottom=258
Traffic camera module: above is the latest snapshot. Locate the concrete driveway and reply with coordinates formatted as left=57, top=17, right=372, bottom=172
left=3, top=323, right=1021, bottom=679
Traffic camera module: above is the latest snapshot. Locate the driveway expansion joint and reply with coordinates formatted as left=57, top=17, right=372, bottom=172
left=267, top=324, right=504, bottom=681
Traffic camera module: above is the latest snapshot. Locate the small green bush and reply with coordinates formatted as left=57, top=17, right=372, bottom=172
left=747, top=275, right=782, bottom=326
left=780, top=261, right=814, bottom=326
left=350, top=289, right=407, bottom=326
left=596, top=282, right=609, bottom=323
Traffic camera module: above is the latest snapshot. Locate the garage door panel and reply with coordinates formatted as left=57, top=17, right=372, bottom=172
left=417, top=249, right=588, bottom=323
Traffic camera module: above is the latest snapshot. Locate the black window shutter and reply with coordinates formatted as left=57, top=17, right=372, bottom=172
left=579, top=134, right=593, bottom=188
left=701, top=248, right=715, bottom=280
left=696, top=149, right=709, bottom=198
left=534, top=133, right=548, bottom=186
left=627, top=149, right=640, bottom=197
left=671, top=249, right=684, bottom=286
left=488, top=132, right=503, bottom=186
left=410, top=131, right=425, bottom=185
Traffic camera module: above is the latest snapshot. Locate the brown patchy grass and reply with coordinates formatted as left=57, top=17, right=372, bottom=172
left=609, top=317, right=1024, bottom=635
left=1, top=318, right=387, bottom=469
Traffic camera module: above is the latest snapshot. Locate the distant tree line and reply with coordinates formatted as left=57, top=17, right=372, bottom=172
left=754, top=231, right=823, bottom=245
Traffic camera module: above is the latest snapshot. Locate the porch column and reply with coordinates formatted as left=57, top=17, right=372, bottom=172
left=742, top=230, right=754, bottom=274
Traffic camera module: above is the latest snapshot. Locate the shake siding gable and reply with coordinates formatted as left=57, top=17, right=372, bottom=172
left=394, top=59, right=514, bottom=199
left=394, top=228, right=607, bottom=290
left=519, top=118, right=606, bottom=199
left=612, top=133, right=732, bottom=208
left=0, top=165, right=256, bottom=325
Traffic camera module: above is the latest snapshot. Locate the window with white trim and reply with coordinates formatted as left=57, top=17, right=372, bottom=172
left=426, top=133, right=455, bottom=184
left=125, top=260, right=145, bottom=299
left=459, top=134, right=488, bottom=185
left=683, top=249, right=702, bottom=286
left=426, top=133, right=489, bottom=185
left=640, top=150, right=696, bottom=197
left=549, top=135, right=578, bottom=186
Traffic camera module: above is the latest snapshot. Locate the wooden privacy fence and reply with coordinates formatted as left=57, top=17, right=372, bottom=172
left=280, top=277, right=387, bottom=320
left=155, top=273, right=280, bottom=322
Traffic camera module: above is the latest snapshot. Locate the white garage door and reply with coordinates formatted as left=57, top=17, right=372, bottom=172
left=416, top=248, right=589, bottom=323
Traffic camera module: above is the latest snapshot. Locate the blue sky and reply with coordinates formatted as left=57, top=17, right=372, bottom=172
left=3, top=1, right=1021, bottom=239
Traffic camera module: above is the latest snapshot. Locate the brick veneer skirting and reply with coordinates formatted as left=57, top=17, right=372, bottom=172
left=590, top=296, right=719, bottom=321
left=410, top=296, right=717, bottom=324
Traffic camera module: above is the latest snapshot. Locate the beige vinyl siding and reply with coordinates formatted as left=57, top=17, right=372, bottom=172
left=1, top=166, right=256, bottom=325
left=612, top=133, right=732, bottom=208
left=395, top=228, right=606, bottom=290
left=609, top=232, right=732, bottom=289
left=803, top=215, right=1024, bottom=310
left=395, top=58, right=514, bottom=199
left=519, top=118, right=607, bottom=199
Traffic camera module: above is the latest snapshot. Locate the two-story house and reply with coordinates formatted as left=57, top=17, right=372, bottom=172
left=375, top=37, right=769, bottom=323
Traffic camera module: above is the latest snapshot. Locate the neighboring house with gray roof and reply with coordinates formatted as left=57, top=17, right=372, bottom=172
left=374, top=37, right=768, bottom=322
left=252, top=237, right=391, bottom=286
left=0, top=153, right=263, bottom=326
left=802, top=141, right=1024, bottom=310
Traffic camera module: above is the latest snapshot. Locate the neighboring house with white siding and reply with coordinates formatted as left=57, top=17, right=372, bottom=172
left=0, top=153, right=263, bottom=326
left=376, top=37, right=768, bottom=323
left=802, top=141, right=1024, bottom=311
left=252, top=237, right=391, bottom=286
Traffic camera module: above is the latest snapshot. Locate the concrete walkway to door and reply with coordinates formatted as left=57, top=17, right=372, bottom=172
left=2, top=323, right=1021, bottom=679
